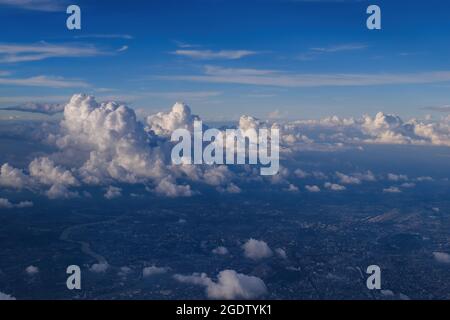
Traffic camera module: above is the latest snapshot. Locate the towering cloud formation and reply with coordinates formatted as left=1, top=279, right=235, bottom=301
left=1, top=94, right=450, bottom=200
left=362, top=112, right=414, bottom=144
left=238, top=115, right=263, bottom=131
left=0, top=95, right=238, bottom=198
left=147, top=102, right=200, bottom=136
left=56, top=94, right=167, bottom=185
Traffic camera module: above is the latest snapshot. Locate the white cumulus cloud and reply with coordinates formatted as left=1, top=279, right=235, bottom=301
left=212, top=246, right=229, bottom=255
left=25, top=265, right=39, bottom=275
left=242, top=239, right=273, bottom=260
left=0, top=291, right=16, bottom=300
left=142, top=265, right=169, bottom=277
left=174, top=269, right=267, bottom=300
left=0, top=198, right=33, bottom=209
left=104, top=186, right=122, bottom=199
left=433, top=252, right=450, bottom=264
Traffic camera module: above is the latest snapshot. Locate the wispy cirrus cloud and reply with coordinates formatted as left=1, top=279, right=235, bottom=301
left=0, top=75, right=89, bottom=88
left=89, top=90, right=223, bottom=105
left=73, top=34, right=134, bottom=40
left=117, top=45, right=129, bottom=52
left=0, top=42, right=105, bottom=63
left=289, top=0, right=364, bottom=2
left=0, top=0, right=67, bottom=12
left=298, top=43, right=368, bottom=60
left=310, top=43, right=368, bottom=53
left=161, top=65, right=450, bottom=88
left=0, top=95, right=68, bottom=105
left=423, top=105, right=450, bottom=113
left=0, top=102, right=64, bottom=115
left=144, top=90, right=222, bottom=100
left=171, top=49, right=258, bottom=60
left=172, top=40, right=201, bottom=48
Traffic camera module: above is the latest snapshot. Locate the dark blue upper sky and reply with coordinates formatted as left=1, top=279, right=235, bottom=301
left=0, top=0, right=450, bottom=120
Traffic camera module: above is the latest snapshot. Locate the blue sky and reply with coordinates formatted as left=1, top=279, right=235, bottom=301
left=0, top=0, right=450, bottom=120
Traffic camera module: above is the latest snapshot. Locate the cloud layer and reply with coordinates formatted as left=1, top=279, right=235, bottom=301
left=1, top=94, right=450, bottom=200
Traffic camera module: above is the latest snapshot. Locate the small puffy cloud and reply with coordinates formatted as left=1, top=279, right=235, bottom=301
left=15, top=201, right=33, bottom=208
left=217, top=183, right=241, bottom=194
left=0, top=198, right=16, bottom=208
left=312, top=171, right=328, bottom=180
left=381, top=290, right=395, bottom=297
left=29, top=157, right=78, bottom=187
left=294, top=169, right=309, bottom=178
left=46, top=184, right=78, bottom=199
left=387, top=173, right=408, bottom=182
left=324, top=182, right=346, bottom=191
left=285, top=184, right=299, bottom=192
left=242, top=239, right=273, bottom=260
left=335, top=171, right=376, bottom=185
left=0, top=198, right=33, bottom=209
left=118, top=266, right=132, bottom=277
left=104, top=186, right=122, bottom=199
left=90, top=263, right=109, bottom=273
left=275, top=248, right=287, bottom=259
left=212, top=246, right=229, bottom=255
left=356, top=171, right=376, bottom=182
left=336, top=172, right=361, bottom=185
left=305, top=185, right=320, bottom=193
left=383, top=186, right=401, bottom=193
left=154, top=178, right=194, bottom=197
left=0, top=163, right=29, bottom=189
left=174, top=269, right=267, bottom=300
left=401, top=182, right=416, bottom=188
left=201, top=166, right=234, bottom=187
left=25, top=265, right=39, bottom=275
left=0, top=292, right=16, bottom=300
left=142, top=265, right=169, bottom=277
left=433, top=252, right=450, bottom=264
left=21, top=157, right=80, bottom=199
left=417, top=176, right=434, bottom=182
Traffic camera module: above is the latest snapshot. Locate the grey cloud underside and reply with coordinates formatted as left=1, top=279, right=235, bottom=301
left=423, top=106, right=450, bottom=113
left=1, top=102, right=64, bottom=115
left=1, top=94, right=450, bottom=199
